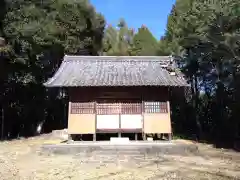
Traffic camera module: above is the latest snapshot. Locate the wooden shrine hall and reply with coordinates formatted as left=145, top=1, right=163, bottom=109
left=44, top=55, right=188, bottom=141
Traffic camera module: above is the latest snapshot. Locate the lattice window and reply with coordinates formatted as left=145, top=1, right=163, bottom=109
left=144, top=102, right=168, bottom=113
left=121, top=103, right=142, bottom=114
left=71, top=102, right=95, bottom=114
left=96, top=103, right=121, bottom=115
left=159, top=102, right=168, bottom=113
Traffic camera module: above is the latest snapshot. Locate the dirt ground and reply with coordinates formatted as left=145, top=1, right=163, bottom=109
left=0, top=135, right=240, bottom=180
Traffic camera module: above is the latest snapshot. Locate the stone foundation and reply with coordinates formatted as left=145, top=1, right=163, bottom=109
left=41, top=141, right=199, bottom=163
left=51, top=129, right=69, bottom=140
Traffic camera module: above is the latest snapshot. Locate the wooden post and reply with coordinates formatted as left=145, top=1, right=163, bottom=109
left=167, top=100, right=172, bottom=141
left=94, top=101, right=97, bottom=141
left=118, top=105, right=121, bottom=138
left=168, top=133, right=172, bottom=141
left=141, top=101, right=146, bottom=141
left=143, top=133, right=146, bottom=141
left=135, top=133, right=138, bottom=141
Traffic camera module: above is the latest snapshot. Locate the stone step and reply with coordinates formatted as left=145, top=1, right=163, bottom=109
left=74, top=155, right=149, bottom=160
left=73, top=151, right=167, bottom=163
left=73, top=154, right=166, bottom=163
left=41, top=142, right=199, bottom=156
left=74, top=152, right=154, bottom=157
left=49, top=149, right=164, bottom=156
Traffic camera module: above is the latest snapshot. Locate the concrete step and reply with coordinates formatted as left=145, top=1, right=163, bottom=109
left=41, top=142, right=199, bottom=156
left=73, top=153, right=166, bottom=164
left=74, top=152, right=149, bottom=157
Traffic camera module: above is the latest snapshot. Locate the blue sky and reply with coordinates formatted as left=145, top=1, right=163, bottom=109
left=90, top=0, right=176, bottom=40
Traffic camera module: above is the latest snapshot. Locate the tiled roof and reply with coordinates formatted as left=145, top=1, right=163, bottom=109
left=44, top=55, right=189, bottom=87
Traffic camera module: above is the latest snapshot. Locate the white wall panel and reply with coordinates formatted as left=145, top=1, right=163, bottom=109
left=121, top=115, right=142, bottom=129
left=97, top=115, right=119, bottom=129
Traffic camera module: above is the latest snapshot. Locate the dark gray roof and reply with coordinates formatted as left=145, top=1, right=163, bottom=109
left=44, top=55, right=189, bottom=87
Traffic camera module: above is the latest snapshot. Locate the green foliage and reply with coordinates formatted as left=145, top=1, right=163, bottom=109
left=103, top=21, right=159, bottom=56
left=0, top=0, right=105, bottom=138
left=165, top=0, right=240, bottom=146
left=3, top=0, right=105, bottom=83
left=4, top=0, right=105, bottom=55
left=157, top=36, right=172, bottom=56
left=130, top=26, right=159, bottom=56
left=102, top=19, right=134, bottom=55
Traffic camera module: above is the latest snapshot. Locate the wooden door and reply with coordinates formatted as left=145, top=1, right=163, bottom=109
left=96, top=103, right=120, bottom=133
left=120, top=103, right=142, bottom=132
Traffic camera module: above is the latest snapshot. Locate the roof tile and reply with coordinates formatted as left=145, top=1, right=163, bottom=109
left=44, top=56, right=189, bottom=87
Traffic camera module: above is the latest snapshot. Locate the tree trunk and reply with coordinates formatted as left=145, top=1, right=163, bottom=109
left=1, top=107, right=4, bottom=140
left=193, top=75, right=202, bottom=141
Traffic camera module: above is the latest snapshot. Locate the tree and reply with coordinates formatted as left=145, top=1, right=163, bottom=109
left=102, top=19, right=134, bottom=55
left=0, top=0, right=105, bottom=138
left=102, top=20, right=159, bottom=56
left=130, top=25, right=158, bottom=56
left=157, top=36, right=172, bottom=56
left=164, top=0, right=240, bottom=147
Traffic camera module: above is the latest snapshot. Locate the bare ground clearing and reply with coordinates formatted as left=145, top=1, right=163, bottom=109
left=0, top=135, right=240, bottom=180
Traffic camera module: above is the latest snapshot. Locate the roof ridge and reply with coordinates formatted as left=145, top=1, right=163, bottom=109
left=64, top=55, right=171, bottom=58
left=64, top=55, right=173, bottom=63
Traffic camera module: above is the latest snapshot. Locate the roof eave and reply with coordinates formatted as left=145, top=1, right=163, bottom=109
left=43, top=83, right=190, bottom=88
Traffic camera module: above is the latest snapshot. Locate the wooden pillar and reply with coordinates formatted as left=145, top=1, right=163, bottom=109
left=118, top=109, right=121, bottom=137
left=167, top=100, right=172, bottom=140
left=168, top=133, right=172, bottom=141
left=135, top=133, right=138, bottom=141
left=94, top=101, right=97, bottom=141
left=143, top=133, right=146, bottom=140
left=67, top=101, right=71, bottom=139
left=142, top=101, right=146, bottom=141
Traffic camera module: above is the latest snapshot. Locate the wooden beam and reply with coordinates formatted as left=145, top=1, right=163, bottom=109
left=118, top=112, right=121, bottom=137
left=94, top=101, right=97, bottom=141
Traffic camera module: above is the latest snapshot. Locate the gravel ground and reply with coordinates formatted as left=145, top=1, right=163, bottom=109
left=0, top=136, right=240, bottom=180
